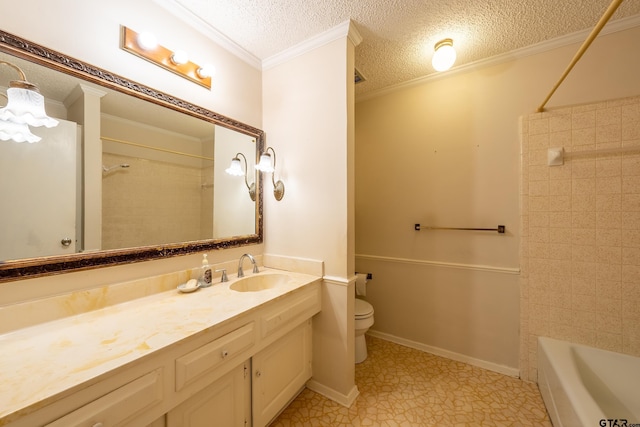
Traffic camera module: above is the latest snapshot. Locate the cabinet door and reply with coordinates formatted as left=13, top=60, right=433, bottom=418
left=252, top=320, right=312, bottom=427
left=167, top=361, right=250, bottom=427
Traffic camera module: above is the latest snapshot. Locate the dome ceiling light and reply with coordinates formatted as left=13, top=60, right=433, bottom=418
left=431, top=38, right=456, bottom=72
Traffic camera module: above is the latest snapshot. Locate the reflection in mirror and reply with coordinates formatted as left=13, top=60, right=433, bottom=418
left=0, top=30, right=263, bottom=282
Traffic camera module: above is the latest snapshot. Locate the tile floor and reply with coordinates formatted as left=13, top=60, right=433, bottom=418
left=271, top=336, right=552, bottom=426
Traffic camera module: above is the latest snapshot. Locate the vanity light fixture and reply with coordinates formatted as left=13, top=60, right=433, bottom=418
left=225, top=152, right=256, bottom=201
left=255, top=146, right=285, bottom=201
left=0, top=60, right=59, bottom=143
left=120, top=26, right=213, bottom=90
left=431, top=38, right=456, bottom=72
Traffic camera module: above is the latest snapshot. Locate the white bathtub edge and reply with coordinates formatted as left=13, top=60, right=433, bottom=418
left=537, top=337, right=606, bottom=426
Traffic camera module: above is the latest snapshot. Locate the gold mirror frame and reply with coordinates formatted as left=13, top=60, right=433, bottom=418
left=0, top=30, right=263, bottom=283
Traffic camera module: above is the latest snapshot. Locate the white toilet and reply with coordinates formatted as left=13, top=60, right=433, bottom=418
left=354, top=298, right=375, bottom=363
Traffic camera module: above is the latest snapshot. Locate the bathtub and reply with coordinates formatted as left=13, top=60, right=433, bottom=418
left=537, top=337, right=640, bottom=427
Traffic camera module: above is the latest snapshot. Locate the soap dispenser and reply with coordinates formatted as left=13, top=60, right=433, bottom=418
left=199, top=254, right=212, bottom=288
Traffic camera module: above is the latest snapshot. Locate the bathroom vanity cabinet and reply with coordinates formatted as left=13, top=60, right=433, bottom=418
left=1, top=272, right=321, bottom=427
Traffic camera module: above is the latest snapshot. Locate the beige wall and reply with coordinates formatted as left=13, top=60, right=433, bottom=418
left=0, top=0, right=264, bottom=302
left=355, top=25, right=640, bottom=374
left=520, top=95, right=640, bottom=382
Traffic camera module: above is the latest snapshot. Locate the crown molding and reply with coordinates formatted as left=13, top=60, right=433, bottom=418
left=152, top=0, right=262, bottom=69
left=356, top=14, right=640, bottom=103
left=263, top=20, right=360, bottom=70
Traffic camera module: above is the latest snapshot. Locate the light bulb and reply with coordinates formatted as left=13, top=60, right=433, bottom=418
left=432, top=38, right=456, bottom=72
left=171, top=50, right=189, bottom=65
left=225, top=158, right=245, bottom=176
left=197, top=64, right=216, bottom=79
left=255, top=153, right=274, bottom=173
left=137, top=32, right=158, bottom=51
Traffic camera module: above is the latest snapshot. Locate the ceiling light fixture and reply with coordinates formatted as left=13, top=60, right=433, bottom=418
left=121, top=26, right=213, bottom=90
left=431, top=38, right=456, bottom=72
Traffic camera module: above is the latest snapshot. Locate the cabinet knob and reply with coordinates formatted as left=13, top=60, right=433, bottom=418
left=221, top=350, right=229, bottom=358
left=255, top=370, right=262, bottom=378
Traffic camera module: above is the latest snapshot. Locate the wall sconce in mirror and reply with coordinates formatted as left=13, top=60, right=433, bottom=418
left=431, top=38, right=456, bottom=72
left=0, top=60, right=59, bottom=143
left=225, top=152, right=256, bottom=201
left=120, top=26, right=215, bottom=90
left=255, top=146, right=285, bottom=201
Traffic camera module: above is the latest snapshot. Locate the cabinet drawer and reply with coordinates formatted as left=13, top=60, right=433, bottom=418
left=261, top=285, right=320, bottom=339
left=45, top=368, right=163, bottom=427
left=175, top=322, right=255, bottom=391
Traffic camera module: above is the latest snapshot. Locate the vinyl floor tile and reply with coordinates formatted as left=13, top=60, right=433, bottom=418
left=271, top=336, right=551, bottom=426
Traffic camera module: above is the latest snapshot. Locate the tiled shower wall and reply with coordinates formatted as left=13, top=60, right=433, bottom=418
left=519, top=95, right=640, bottom=382
left=102, top=153, right=211, bottom=250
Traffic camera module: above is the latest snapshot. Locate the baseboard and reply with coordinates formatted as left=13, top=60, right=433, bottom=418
left=367, top=330, right=520, bottom=378
left=305, top=379, right=360, bottom=408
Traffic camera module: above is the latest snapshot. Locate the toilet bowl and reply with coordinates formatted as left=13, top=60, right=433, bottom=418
left=355, top=298, right=374, bottom=363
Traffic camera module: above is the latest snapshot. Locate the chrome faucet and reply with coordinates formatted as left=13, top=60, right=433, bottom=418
left=237, top=253, right=259, bottom=278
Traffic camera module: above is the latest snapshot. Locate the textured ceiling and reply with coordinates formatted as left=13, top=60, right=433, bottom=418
left=164, top=1, right=640, bottom=96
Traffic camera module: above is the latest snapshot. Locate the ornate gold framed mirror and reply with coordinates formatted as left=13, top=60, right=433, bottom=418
left=0, top=30, right=263, bottom=283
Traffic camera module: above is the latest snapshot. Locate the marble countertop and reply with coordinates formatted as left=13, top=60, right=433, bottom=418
left=0, top=268, right=320, bottom=422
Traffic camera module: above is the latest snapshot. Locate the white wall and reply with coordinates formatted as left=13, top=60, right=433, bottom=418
left=262, top=24, right=359, bottom=403
left=355, top=25, right=640, bottom=374
left=0, top=0, right=261, bottom=128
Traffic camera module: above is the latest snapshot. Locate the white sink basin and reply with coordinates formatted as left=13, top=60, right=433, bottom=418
left=229, top=274, right=290, bottom=292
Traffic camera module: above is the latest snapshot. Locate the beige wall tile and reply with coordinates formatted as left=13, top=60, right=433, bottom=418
left=596, top=228, right=622, bottom=247
left=597, top=211, right=622, bottom=229
left=622, top=247, right=640, bottom=265
left=596, top=158, right=622, bottom=177
left=571, top=161, right=596, bottom=179
left=622, top=229, right=640, bottom=247
left=572, top=211, right=596, bottom=229
left=572, top=111, right=596, bottom=129
left=596, top=332, right=623, bottom=352
left=597, top=194, right=622, bottom=211
left=572, top=194, right=596, bottom=211
left=549, top=195, right=572, bottom=212
left=597, top=246, right=622, bottom=265
left=549, top=130, right=571, bottom=147
left=622, top=157, right=640, bottom=176
left=572, top=128, right=596, bottom=146
left=596, top=263, right=622, bottom=282
left=549, top=274, right=572, bottom=294
left=623, top=175, right=640, bottom=193
left=549, top=211, right=572, bottom=228
left=596, top=280, right=622, bottom=300
left=549, top=290, right=572, bottom=309
left=521, top=97, right=640, bottom=379
left=549, top=164, right=572, bottom=180
left=529, top=118, right=549, bottom=135
left=572, top=244, right=596, bottom=262
left=622, top=194, right=640, bottom=211
left=572, top=275, right=596, bottom=296
left=573, top=327, right=597, bottom=346
left=549, top=114, right=572, bottom=132
left=597, top=176, right=622, bottom=194
left=549, top=227, right=572, bottom=244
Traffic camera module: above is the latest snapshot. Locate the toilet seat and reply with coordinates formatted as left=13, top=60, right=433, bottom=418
left=355, top=298, right=374, bottom=318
